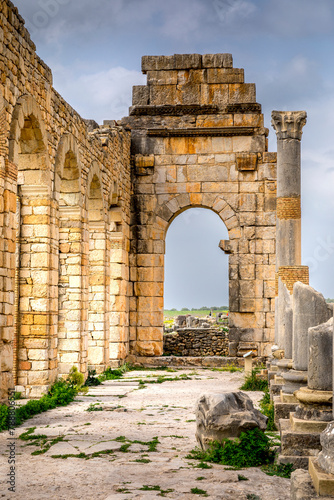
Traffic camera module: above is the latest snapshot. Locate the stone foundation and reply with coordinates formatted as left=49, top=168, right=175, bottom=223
left=163, top=328, right=229, bottom=357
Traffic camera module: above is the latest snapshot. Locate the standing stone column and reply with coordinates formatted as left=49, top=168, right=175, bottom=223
left=271, top=111, right=309, bottom=353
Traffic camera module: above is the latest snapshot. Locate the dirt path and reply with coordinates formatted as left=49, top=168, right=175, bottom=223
left=0, top=368, right=291, bottom=500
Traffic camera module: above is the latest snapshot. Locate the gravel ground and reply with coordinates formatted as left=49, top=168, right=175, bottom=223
left=0, top=368, right=291, bottom=500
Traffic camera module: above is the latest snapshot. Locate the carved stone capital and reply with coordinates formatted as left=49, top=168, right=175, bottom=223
left=271, top=110, right=307, bottom=140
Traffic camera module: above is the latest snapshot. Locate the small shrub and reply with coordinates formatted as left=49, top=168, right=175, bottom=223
left=98, top=364, right=128, bottom=382
left=259, top=391, right=277, bottom=431
left=0, top=405, right=9, bottom=431
left=67, top=366, right=87, bottom=393
left=187, top=428, right=275, bottom=468
left=238, top=474, right=249, bottom=481
left=84, top=369, right=102, bottom=387
left=0, top=379, right=79, bottom=430
left=240, top=369, right=268, bottom=392
left=86, top=403, right=104, bottom=412
left=191, top=487, right=208, bottom=497
left=261, top=462, right=295, bottom=478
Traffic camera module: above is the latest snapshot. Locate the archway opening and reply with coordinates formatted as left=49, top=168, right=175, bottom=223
left=164, top=208, right=229, bottom=355
left=15, top=113, right=49, bottom=392
left=87, top=174, right=107, bottom=372
left=58, top=150, right=82, bottom=377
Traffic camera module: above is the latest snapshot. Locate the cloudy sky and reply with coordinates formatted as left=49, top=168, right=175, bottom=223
left=14, top=0, right=334, bottom=308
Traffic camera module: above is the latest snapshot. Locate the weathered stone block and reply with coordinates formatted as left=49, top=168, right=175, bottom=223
left=196, top=392, right=267, bottom=450
left=132, top=85, right=149, bottom=105
left=202, top=53, right=233, bottom=69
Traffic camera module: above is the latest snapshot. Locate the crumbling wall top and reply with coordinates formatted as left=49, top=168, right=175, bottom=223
left=142, top=53, right=233, bottom=73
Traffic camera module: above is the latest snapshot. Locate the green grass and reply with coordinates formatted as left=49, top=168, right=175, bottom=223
left=240, top=369, right=268, bottom=392
left=209, top=366, right=242, bottom=373
left=164, top=309, right=228, bottom=319
left=259, top=391, right=277, bottom=431
left=0, top=379, right=78, bottom=431
left=191, top=487, right=208, bottom=497
left=261, top=462, right=294, bottom=478
left=186, top=428, right=275, bottom=468
left=138, top=374, right=192, bottom=388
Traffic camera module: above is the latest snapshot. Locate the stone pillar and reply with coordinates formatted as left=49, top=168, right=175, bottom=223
left=278, top=316, right=333, bottom=470
left=271, top=111, right=308, bottom=353
left=58, top=206, right=86, bottom=378
left=307, top=314, right=334, bottom=496
left=17, top=185, right=58, bottom=397
left=294, top=317, right=333, bottom=422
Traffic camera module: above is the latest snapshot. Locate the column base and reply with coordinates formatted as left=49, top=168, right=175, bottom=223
left=282, top=369, right=308, bottom=394
left=273, top=395, right=298, bottom=428
left=279, top=418, right=322, bottom=470
left=294, top=388, right=333, bottom=422
left=280, top=390, right=298, bottom=403
left=309, top=458, right=334, bottom=497
left=290, top=412, right=330, bottom=433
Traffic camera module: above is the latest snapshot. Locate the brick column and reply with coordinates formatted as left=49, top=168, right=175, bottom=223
left=58, top=206, right=86, bottom=377
left=271, top=111, right=309, bottom=354
left=17, top=185, right=57, bottom=397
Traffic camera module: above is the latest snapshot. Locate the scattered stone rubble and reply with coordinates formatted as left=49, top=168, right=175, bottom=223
left=163, top=314, right=229, bottom=356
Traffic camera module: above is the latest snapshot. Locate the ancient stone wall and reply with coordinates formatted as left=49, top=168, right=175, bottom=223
left=164, top=329, right=229, bottom=357
left=123, top=54, right=277, bottom=361
left=1, top=0, right=280, bottom=401
left=0, top=0, right=131, bottom=399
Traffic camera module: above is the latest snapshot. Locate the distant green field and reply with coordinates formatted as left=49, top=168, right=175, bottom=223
left=164, top=309, right=228, bottom=318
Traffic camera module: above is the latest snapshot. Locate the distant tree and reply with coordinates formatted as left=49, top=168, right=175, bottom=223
left=170, top=308, right=177, bottom=311
left=181, top=307, right=190, bottom=311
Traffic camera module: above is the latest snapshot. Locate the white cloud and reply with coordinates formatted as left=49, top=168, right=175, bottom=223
left=52, top=65, right=146, bottom=123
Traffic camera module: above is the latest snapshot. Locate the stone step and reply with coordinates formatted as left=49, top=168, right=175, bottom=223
left=279, top=419, right=322, bottom=458
left=273, top=396, right=297, bottom=427
left=277, top=454, right=310, bottom=470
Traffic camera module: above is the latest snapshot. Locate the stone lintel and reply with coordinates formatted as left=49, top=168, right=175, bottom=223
left=141, top=53, right=233, bottom=73
left=147, top=126, right=263, bottom=138
left=130, top=104, right=219, bottom=116
left=271, top=110, right=307, bottom=141
left=130, top=103, right=262, bottom=116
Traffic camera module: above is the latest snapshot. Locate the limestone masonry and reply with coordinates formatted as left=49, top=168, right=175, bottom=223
left=1, top=0, right=280, bottom=400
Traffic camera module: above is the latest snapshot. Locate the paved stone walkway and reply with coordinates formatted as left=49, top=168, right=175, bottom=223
left=0, top=368, right=291, bottom=499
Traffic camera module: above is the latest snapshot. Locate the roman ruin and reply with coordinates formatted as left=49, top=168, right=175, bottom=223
left=1, top=0, right=334, bottom=497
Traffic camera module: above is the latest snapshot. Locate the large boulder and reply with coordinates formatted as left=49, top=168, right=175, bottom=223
left=196, top=391, right=268, bottom=450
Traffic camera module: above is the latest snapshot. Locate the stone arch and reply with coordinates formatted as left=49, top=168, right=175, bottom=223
left=156, top=194, right=240, bottom=240
left=85, top=161, right=107, bottom=219
left=55, top=134, right=86, bottom=378
left=9, top=95, right=56, bottom=396
left=54, top=133, right=82, bottom=205
left=9, top=94, right=50, bottom=178
left=86, top=163, right=109, bottom=372
left=132, top=195, right=242, bottom=359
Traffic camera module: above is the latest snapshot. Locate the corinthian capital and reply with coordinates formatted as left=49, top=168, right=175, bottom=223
left=271, top=110, right=307, bottom=140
